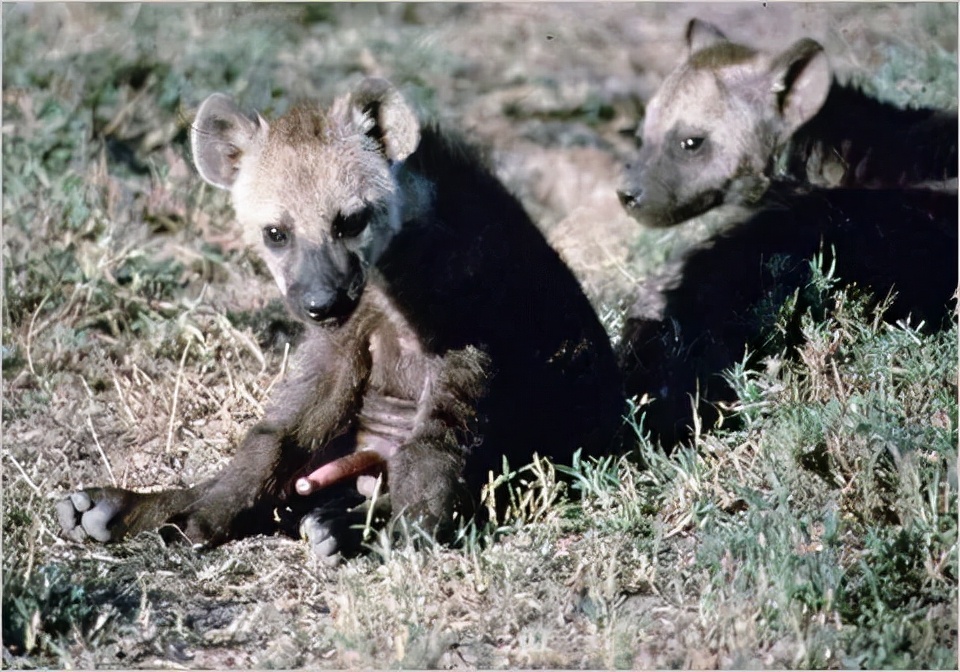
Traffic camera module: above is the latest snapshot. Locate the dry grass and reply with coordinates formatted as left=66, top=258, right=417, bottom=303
left=3, top=3, right=957, bottom=669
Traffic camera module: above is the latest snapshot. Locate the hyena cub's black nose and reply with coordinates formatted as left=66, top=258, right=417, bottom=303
left=617, top=187, right=643, bottom=210
left=301, top=290, right=339, bottom=322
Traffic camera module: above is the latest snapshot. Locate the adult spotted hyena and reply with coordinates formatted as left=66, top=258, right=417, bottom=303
left=619, top=19, right=958, bottom=228
left=58, top=78, right=625, bottom=560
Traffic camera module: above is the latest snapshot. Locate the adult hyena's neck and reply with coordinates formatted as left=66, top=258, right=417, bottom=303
left=779, top=83, right=958, bottom=189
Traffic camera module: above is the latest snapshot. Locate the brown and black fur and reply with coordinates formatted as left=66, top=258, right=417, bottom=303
left=57, top=79, right=625, bottom=559
left=619, top=183, right=958, bottom=446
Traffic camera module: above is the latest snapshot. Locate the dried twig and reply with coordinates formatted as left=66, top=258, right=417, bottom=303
left=165, top=340, right=192, bottom=455
left=87, top=415, right=118, bottom=487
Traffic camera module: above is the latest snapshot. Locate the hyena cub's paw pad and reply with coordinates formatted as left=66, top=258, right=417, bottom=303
left=299, top=513, right=345, bottom=567
left=298, top=497, right=389, bottom=566
left=56, top=489, right=127, bottom=543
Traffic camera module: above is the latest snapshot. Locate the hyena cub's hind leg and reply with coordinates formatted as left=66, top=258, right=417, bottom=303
left=54, top=463, right=276, bottom=548
left=57, top=479, right=369, bottom=562
left=57, top=488, right=166, bottom=543
left=55, top=333, right=368, bottom=557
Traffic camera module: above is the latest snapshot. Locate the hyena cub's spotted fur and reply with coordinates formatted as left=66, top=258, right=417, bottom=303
left=619, top=19, right=958, bottom=227
left=58, top=78, right=625, bottom=561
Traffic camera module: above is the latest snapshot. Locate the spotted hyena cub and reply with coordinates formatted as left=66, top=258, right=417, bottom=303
left=619, top=19, right=958, bottom=227
left=58, top=78, right=625, bottom=560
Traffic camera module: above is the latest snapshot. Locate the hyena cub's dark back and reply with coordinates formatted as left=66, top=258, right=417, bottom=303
left=787, top=83, right=958, bottom=189
left=377, top=126, right=625, bottom=487
left=619, top=185, right=958, bottom=446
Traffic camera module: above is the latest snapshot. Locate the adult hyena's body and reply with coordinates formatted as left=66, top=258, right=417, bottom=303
left=618, top=19, right=958, bottom=228
left=58, top=81, right=624, bottom=555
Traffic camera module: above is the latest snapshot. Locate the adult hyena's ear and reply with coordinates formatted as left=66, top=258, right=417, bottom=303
left=191, top=93, right=268, bottom=190
left=766, top=38, right=831, bottom=135
left=347, top=78, right=421, bottom=163
left=685, top=18, right=729, bottom=54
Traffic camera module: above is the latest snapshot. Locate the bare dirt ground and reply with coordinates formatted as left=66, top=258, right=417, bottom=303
left=3, top=3, right=957, bottom=669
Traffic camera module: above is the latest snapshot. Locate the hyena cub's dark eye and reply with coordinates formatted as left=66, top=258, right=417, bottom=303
left=333, top=204, right=375, bottom=239
left=680, top=137, right=705, bottom=152
left=263, top=225, right=290, bottom=248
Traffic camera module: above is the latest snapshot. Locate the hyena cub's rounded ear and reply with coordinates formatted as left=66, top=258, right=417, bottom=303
left=685, top=18, right=729, bottom=54
left=191, top=93, right=268, bottom=190
left=349, top=78, right=421, bottom=163
left=767, top=38, right=832, bottom=135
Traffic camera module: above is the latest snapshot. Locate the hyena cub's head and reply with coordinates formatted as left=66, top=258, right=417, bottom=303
left=618, top=19, right=832, bottom=227
left=191, top=79, right=427, bottom=326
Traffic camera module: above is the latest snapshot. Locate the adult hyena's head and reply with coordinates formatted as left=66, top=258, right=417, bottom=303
left=618, top=19, right=831, bottom=227
left=191, top=79, right=426, bottom=326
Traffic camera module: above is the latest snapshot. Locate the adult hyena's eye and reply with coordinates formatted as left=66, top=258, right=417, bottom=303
left=333, top=204, right=374, bottom=239
left=680, top=136, right=705, bottom=152
left=263, top=225, right=290, bottom=248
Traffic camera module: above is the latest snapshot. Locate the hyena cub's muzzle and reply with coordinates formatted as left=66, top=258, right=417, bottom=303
left=617, top=151, right=679, bottom=228
left=616, top=184, right=643, bottom=214
left=617, top=166, right=677, bottom=228
left=617, top=154, right=724, bottom=228
left=286, top=242, right=365, bottom=326
left=616, top=150, right=648, bottom=215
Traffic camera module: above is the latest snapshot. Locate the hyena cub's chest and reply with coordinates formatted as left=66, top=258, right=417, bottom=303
left=354, top=300, right=434, bottom=457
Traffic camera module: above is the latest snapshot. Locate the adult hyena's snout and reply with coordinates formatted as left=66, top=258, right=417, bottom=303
left=286, top=244, right=364, bottom=326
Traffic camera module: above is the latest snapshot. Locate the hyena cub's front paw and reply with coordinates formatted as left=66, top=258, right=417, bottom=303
left=388, top=444, right=466, bottom=538
left=296, top=492, right=389, bottom=566
left=56, top=487, right=141, bottom=543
